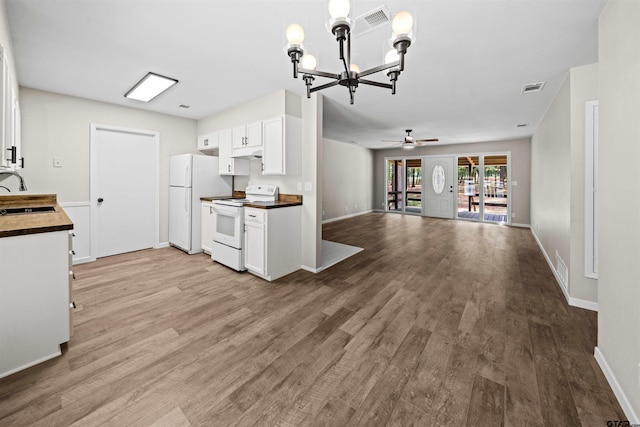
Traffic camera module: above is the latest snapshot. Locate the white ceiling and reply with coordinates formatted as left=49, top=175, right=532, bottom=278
left=5, top=0, right=606, bottom=149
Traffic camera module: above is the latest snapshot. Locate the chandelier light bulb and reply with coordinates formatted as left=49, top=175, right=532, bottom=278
left=300, top=54, right=317, bottom=70
left=328, top=0, right=350, bottom=19
left=350, top=63, right=360, bottom=73
left=392, top=11, right=414, bottom=35
left=385, top=49, right=399, bottom=64
left=286, top=23, right=305, bottom=45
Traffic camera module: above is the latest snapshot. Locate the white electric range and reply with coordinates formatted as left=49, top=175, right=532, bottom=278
left=210, top=184, right=278, bottom=270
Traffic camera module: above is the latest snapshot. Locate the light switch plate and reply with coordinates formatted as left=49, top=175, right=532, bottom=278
left=512, top=180, right=518, bottom=186
left=297, top=182, right=302, bottom=191
left=53, top=157, right=63, bottom=168
left=305, top=182, right=312, bottom=192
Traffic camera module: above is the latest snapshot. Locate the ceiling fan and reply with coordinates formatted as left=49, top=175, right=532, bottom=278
left=382, top=129, right=439, bottom=149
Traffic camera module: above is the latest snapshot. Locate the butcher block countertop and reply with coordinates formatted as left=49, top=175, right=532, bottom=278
left=0, top=194, right=73, bottom=238
left=200, top=192, right=303, bottom=209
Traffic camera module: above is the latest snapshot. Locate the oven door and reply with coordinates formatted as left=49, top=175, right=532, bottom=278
left=212, top=203, right=243, bottom=249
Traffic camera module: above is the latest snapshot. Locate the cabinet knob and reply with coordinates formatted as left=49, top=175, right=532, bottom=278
left=97, top=197, right=104, bottom=203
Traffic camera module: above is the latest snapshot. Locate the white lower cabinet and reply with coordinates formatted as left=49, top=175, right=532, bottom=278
left=201, top=201, right=214, bottom=254
left=244, top=210, right=265, bottom=275
left=0, top=230, right=71, bottom=379
left=244, top=206, right=301, bottom=281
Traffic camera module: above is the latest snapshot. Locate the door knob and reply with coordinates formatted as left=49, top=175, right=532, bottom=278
left=97, top=197, right=104, bottom=203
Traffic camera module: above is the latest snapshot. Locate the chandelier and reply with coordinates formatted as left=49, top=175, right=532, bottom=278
left=285, top=0, right=414, bottom=104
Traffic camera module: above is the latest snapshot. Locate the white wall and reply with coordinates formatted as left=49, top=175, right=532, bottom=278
left=531, top=74, right=571, bottom=281
left=596, top=0, right=640, bottom=420
left=531, top=63, right=599, bottom=308
left=19, top=88, right=197, bottom=244
left=322, top=138, right=374, bottom=222
left=569, top=63, right=598, bottom=303
left=373, top=138, right=531, bottom=225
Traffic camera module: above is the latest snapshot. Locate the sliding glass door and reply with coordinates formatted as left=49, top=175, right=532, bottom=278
left=456, top=153, right=510, bottom=224
left=387, top=159, right=404, bottom=212
left=386, top=158, right=423, bottom=215
left=483, top=155, right=508, bottom=222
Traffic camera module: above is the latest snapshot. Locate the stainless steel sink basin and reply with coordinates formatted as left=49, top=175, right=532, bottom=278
left=0, top=206, right=56, bottom=216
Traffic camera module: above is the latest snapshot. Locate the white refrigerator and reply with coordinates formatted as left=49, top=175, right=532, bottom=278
left=169, top=154, right=232, bottom=254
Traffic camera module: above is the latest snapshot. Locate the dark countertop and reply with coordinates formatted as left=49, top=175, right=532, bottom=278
left=243, top=200, right=303, bottom=209
left=0, top=194, right=74, bottom=238
left=200, top=192, right=303, bottom=209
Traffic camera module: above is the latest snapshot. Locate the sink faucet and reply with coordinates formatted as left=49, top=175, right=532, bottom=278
left=0, top=171, right=27, bottom=191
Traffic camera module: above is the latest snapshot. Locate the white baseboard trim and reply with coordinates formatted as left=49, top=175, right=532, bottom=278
left=511, top=222, right=531, bottom=228
left=301, top=265, right=323, bottom=273
left=568, top=296, right=598, bottom=311
left=530, top=228, right=598, bottom=312
left=72, top=256, right=93, bottom=265
left=155, top=242, right=170, bottom=249
left=594, top=347, right=639, bottom=423
left=322, top=210, right=373, bottom=224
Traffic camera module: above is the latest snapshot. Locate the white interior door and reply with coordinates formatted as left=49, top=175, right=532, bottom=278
left=91, top=124, right=158, bottom=258
left=424, top=156, right=455, bottom=219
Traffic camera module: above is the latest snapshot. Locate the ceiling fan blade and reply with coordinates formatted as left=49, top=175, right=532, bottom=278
left=381, top=139, right=403, bottom=142
left=415, top=139, right=439, bottom=145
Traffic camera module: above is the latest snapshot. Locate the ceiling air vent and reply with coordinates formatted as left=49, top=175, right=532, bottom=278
left=521, top=81, right=546, bottom=94
left=353, top=6, right=391, bottom=36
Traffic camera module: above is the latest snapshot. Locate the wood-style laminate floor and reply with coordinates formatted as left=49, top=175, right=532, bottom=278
left=0, top=213, right=626, bottom=426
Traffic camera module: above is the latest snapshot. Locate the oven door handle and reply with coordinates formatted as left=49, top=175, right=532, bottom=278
left=212, top=205, right=242, bottom=217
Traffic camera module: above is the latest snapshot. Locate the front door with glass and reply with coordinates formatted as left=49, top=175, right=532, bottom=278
left=424, top=156, right=454, bottom=219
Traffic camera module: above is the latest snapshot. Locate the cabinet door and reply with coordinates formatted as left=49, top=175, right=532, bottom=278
left=232, top=125, right=245, bottom=150
left=218, top=129, right=233, bottom=175
left=245, top=122, right=262, bottom=148
left=201, top=203, right=214, bottom=253
left=262, top=117, right=284, bottom=175
left=198, top=132, right=218, bottom=151
left=244, top=220, right=265, bottom=275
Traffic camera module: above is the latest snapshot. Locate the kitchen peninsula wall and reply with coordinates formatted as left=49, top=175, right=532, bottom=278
left=197, top=89, right=323, bottom=270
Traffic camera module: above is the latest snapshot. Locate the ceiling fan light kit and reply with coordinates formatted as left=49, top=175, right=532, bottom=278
left=285, top=0, right=414, bottom=105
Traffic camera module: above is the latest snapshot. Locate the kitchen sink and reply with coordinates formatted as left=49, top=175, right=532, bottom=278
left=0, top=206, right=56, bottom=216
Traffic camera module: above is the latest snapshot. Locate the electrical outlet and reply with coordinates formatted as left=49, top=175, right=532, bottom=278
left=297, top=182, right=302, bottom=191
left=512, top=180, right=518, bottom=186
left=304, top=182, right=312, bottom=192
left=322, top=210, right=325, bottom=216
left=511, top=212, right=516, bottom=218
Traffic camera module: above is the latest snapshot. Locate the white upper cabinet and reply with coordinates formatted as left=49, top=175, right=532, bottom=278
left=218, top=128, right=250, bottom=176
left=232, top=122, right=262, bottom=150
left=197, top=131, right=218, bottom=152
left=0, top=46, right=21, bottom=170
left=262, top=115, right=301, bottom=176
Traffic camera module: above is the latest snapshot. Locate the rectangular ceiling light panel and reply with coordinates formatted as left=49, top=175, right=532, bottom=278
left=125, top=72, right=178, bottom=102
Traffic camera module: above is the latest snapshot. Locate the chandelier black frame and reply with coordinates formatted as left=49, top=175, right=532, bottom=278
left=286, top=12, right=413, bottom=105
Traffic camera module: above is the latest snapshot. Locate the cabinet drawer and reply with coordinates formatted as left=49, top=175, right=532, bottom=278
left=244, top=209, right=265, bottom=224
